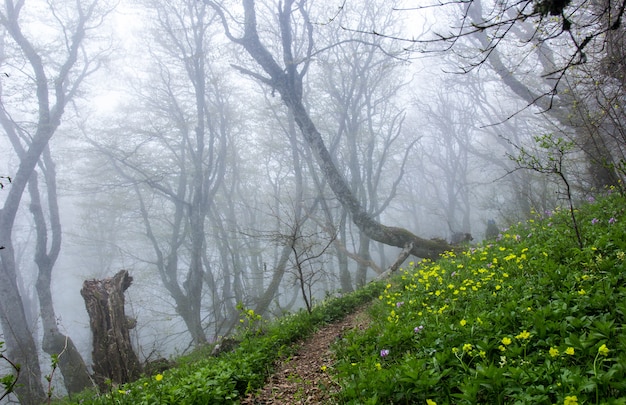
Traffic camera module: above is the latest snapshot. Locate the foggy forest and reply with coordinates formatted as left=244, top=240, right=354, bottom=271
left=1, top=0, right=625, bottom=403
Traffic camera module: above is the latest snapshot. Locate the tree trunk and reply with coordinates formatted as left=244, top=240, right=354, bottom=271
left=0, top=248, right=46, bottom=405
left=0, top=1, right=104, bottom=401
left=30, top=159, right=93, bottom=394
left=468, top=0, right=621, bottom=190
left=254, top=244, right=292, bottom=316
left=80, top=270, right=142, bottom=389
left=355, top=232, right=372, bottom=288
left=208, top=0, right=452, bottom=260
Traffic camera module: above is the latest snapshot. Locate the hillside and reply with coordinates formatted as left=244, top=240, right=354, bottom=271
left=332, top=189, right=626, bottom=404
left=58, top=190, right=626, bottom=404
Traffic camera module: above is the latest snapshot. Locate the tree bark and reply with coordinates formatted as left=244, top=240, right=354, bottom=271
left=468, top=0, right=621, bottom=189
left=376, top=242, right=414, bottom=280
left=0, top=259, right=45, bottom=405
left=0, top=1, right=104, bottom=401
left=80, top=270, right=142, bottom=389
left=29, top=167, right=92, bottom=394
left=207, top=0, right=452, bottom=260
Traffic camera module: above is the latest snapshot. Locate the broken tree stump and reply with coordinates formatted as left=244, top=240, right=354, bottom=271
left=80, top=269, right=142, bottom=389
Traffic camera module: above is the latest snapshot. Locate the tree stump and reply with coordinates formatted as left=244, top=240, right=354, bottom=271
left=80, top=270, right=142, bottom=389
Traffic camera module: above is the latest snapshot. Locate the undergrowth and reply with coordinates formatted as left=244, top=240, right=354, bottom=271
left=331, top=189, right=626, bottom=404
left=52, top=189, right=626, bottom=404
left=55, top=282, right=383, bottom=404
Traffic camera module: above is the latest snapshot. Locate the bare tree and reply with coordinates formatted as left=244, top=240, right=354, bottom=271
left=262, top=202, right=336, bottom=314
left=204, top=0, right=451, bottom=263
left=459, top=0, right=623, bottom=190
left=249, top=100, right=318, bottom=316
left=343, top=0, right=625, bottom=191
left=385, top=0, right=625, bottom=83
left=90, top=0, right=242, bottom=346
left=313, top=0, right=418, bottom=288
left=0, top=1, right=110, bottom=402
left=416, top=81, right=475, bottom=238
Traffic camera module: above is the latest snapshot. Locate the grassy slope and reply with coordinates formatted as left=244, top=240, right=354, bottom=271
left=56, top=191, right=625, bottom=404
left=56, top=280, right=384, bottom=404
left=332, top=190, right=626, bottom=404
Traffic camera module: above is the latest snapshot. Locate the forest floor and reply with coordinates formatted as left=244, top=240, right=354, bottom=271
left=241, top=306, right=371, bottom=404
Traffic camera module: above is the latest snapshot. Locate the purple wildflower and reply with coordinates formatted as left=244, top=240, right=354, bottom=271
left=396, top=301, right=404, bottom=308
left=380, top=349, right=390, bottom=358
left=591, top=218, right=599, bottom=225
left=609, top=217, right=616, bottom=224
left=414, top=325, right=424, bottom=333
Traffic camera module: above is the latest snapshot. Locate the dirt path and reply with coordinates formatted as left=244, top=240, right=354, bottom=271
left=241, top=307, right=370, bottom=404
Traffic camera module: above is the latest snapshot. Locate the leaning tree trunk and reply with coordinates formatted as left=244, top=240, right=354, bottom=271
left=80, top=270, right=141, bottom=390
left=207, top=0, right=452, bottom=261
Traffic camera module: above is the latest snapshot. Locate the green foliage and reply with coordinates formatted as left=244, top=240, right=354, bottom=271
left=236, top=303, right=265, bottom=337
left=510, top=133, right=583, bottom=248
left=55, top=281, right=384, bottom=404
left=54, top=190, right=626, bottom=404
left=0, top=340, right=20, bottom=401
left=45, top=353, right=59, bottom=402
left=0, top=350, right=62, bottom=404
left=331, top=189, right=626, bottom=404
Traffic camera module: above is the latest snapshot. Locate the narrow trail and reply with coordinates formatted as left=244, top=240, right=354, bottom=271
left=241, top=307, right=371, bottom=404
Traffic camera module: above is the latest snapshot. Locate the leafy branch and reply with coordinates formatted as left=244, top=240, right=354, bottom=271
left=508, top=134, right=583, bottom=248
left=0, top=341, right=20, bottom=402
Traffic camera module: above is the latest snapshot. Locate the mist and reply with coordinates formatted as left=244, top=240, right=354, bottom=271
left=1, top=0, right=624, bottom=403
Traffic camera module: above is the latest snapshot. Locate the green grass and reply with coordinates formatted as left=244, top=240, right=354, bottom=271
left=331, top=189, right=626, bottom=405
left=53, top=189, right=626, bottom=404
left=54, top=281, right=384, bottom=404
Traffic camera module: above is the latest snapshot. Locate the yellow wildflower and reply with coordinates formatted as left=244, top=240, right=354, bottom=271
left=155, top=373, right=164, bottom=382
left=563, top=395, right=578, bottom=405
left=565, top=347, right=575, bottom=355
left=501, top=337, right=512, bottom=346
left=515, top=330, right=531, bottom=340
left=598, top=344, right=610, bottom=356
left=549, top=347, right=559, bottom=357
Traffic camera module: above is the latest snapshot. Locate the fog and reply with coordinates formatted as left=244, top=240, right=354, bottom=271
left=1, top=0, right=624, bottom=403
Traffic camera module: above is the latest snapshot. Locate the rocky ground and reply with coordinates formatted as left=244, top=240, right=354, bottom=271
left=241, top=307, right=371, bottom=404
